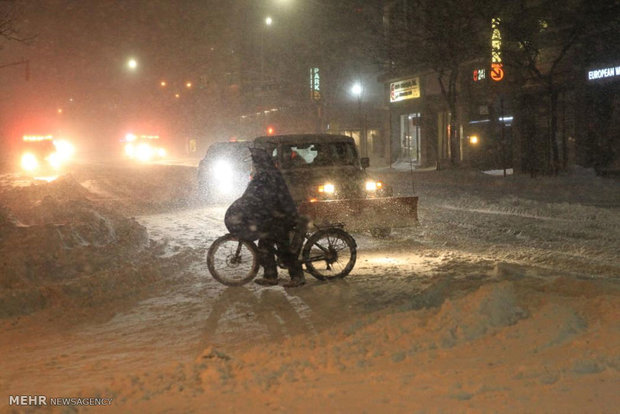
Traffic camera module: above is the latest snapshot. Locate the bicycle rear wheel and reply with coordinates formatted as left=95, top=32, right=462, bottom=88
left=207, top=234, right=260, bottom=286
left=302, top=228, right=357, bottom=281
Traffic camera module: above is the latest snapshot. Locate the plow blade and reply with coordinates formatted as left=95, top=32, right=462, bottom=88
left=298, top=196, right=419, bottom=233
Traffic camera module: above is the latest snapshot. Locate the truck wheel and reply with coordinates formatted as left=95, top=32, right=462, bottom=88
left=370, top=227, right=391, bottom=238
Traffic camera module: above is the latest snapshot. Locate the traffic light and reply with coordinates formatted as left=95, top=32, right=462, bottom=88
left=267, top=126, right=275, bottom=136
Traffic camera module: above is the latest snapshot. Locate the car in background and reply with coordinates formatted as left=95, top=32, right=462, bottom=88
left=122, top=133, right=167, bottom=162
left=19, top=134, right=75, bottom=177
left=197, top=140, right=252, bottom=203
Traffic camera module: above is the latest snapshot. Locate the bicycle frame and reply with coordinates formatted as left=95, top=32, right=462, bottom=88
left=207, top=222, right=356, bottom=286
left=278, top=222, right=345, bottom=268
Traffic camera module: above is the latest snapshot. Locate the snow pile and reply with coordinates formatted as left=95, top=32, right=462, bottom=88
left=74, top=164, right=199, bottom=215
left=88, top=277, right=619, bottom=413
left=0, top=175, right=157, bottom=318
left=427, top=281, right=528, bottom=345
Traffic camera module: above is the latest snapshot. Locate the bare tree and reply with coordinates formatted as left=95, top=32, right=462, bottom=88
left=500, top=0, right=620, bottom=175
left=385, top=0, right=495, bottom=167
left=0, top=0, right=24, bottom=45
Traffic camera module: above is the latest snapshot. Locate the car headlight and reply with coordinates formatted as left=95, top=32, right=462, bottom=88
left=135, top=143, right=154, bottom=161
left=53, top=140, right=75, bottom=161
left=21, top=153, right=38, bottom=171
left=318, top=183, right=335, bottom=194
left=365, top=180, right=383, bottom=192
left=212, top=160, right=235, bottom=195
left=213, top=160, right=233, bottom=176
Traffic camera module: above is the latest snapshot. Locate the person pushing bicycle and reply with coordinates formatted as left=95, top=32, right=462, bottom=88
left=224, top=146, right=306, bottom=287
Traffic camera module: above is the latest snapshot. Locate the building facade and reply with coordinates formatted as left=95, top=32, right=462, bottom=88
left=380, top=0, right=619, bottom=174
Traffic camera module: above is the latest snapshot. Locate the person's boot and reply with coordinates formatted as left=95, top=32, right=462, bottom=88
left=255, top=270, right=278, bottom=286
left=255, top=276, right=278, bottom=286
left=283, top=277, right=305, bottom=287
left=283, top=267, right=305, bottom=288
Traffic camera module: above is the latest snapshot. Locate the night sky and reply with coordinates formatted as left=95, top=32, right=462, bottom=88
left=0, top=0, right=381, bottom=152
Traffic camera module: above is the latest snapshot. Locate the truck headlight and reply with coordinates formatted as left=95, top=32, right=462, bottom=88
left=214, top=159, right=233, bottom=176
left=135, top=143, right=154, bottom=161
left=53, top=140, right=75, bottom=161
left=212, top=160, right=235, bottom=194
left=318, top=183, right=335, bottom=194
left=21, top=153, right=38, bottom=171
left=365, top=180, right=383, bottom=192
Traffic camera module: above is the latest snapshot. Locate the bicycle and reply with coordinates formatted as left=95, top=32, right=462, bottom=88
left=206, top=221, right=357, bottom=286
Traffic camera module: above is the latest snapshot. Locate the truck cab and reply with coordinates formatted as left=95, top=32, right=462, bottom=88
left=253, top=134, right=391, bottom=203
left=253, top=134, right=417, bottom=237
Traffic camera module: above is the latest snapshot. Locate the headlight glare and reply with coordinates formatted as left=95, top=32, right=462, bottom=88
left=53, top=140, right=75, bottom=161
left=365, top=180, right=377, bottom=191
left=21, top=153, right=38, bottom=171
left=318, top=183, right=335, bottom=194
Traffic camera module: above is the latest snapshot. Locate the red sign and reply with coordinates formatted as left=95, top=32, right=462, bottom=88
left=491, top=63, right=504, bottom=81
left=473, top=69, right=486, bottom=82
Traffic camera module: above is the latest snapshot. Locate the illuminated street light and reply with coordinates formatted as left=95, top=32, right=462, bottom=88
left=185, top=81, right=192, bottom=88
left=175, top=93, right=180, bottom=99
left=127, top=58, right=138, bottom=70
left=260, top=16, right=273, bottom=134
left=160, top=80, right=167, bottom=87
left=351, top=82, right=366, bottom=157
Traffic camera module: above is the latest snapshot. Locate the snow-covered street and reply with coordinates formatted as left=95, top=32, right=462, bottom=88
left=1, top=162, right=619, bottom=413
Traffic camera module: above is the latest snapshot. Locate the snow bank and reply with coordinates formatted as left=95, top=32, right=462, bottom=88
left=90, top=277, right=619, bottom=413
left=0, top=175, right=158, bottom=318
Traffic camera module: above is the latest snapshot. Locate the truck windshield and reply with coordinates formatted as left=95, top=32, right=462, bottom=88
left=280, top=142, right=357, bottom=169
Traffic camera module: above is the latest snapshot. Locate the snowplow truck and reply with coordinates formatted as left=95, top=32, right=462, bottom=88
left=253, top=134, right=418, bottom=237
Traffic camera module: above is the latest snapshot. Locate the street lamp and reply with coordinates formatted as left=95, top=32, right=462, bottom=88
left=127, top=58, right=138, bottom=71
left=260, top=17, right=273, bottom=133
left=261, top=17, right=273, bottom=86
left=351, top=82, right=366, bottom=157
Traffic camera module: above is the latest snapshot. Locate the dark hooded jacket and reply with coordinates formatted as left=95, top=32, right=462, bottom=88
left=225, top=148, right=298, bottom=241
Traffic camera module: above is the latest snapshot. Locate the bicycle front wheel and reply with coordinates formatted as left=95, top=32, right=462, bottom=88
left=302, top=228, right=357, bottom=281
left=207, top=234, right=260, bottom=286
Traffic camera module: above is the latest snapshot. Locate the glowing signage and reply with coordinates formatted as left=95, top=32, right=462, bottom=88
left=587, top=65, right=620, bottom=81
left=390, top=77, right=420, bottom=102
left=491, top=63, right=504, bottom=81
left=23, top=135, right=53, bottom=142
left=309, top=67, right=321, bottom=101
left=473, top=68, right=486, bottom=82
left=491, top=18, right=504, bottom=82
